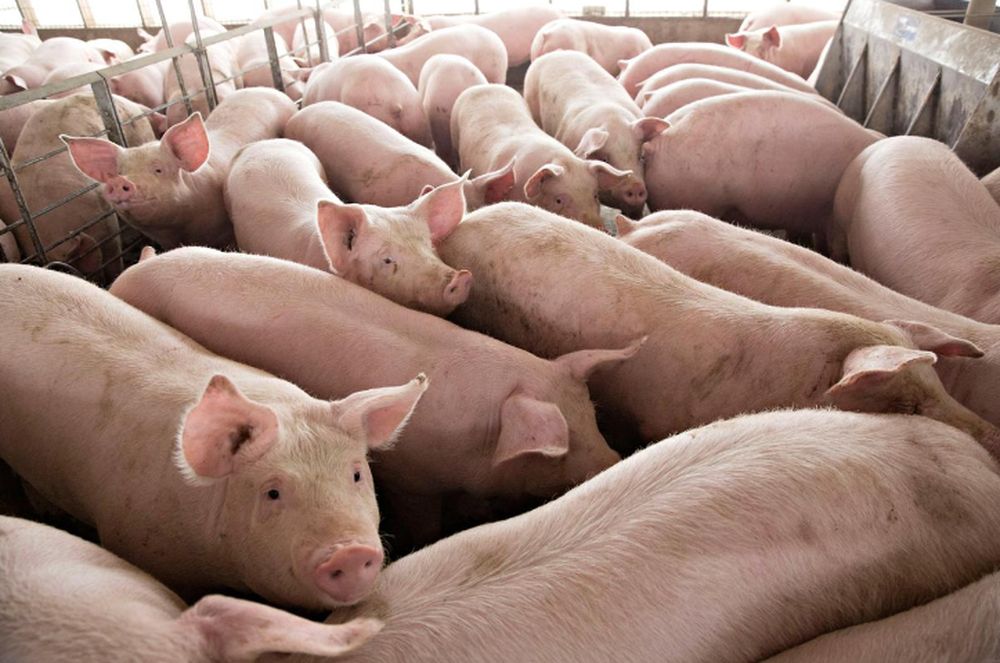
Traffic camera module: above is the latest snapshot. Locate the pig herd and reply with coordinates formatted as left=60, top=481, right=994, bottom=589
left=2, top=2, right=1000, bottom=661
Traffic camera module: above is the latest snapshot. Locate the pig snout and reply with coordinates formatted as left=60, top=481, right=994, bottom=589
left=621, top=180, right=647, bottom=209
left=104, top=176, right=137, bottom=208
left=443, top=269, right=473, bottom=308
left=313, top=544, right=384, bottom=605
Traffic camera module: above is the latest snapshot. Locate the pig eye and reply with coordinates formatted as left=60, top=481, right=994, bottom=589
left=266, top=488, right=281, bottom=500
left=153, top=166, right=163, bottom=175
left=554, top=195, right=566, bottom=207
left=346, top=229, right=356, bottom=250
left=382, top=257, right=394, bottom=265
left=353, top=470, right=361, bottom=483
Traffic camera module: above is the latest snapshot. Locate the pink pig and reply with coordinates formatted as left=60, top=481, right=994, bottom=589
left=1, top=516, right=383, bottom=662
left=0, top=37, right=105, bottom=93
left=426, top=6, right=564, bottom=67
left=983, top=165, right=1000, bottom=205
left=302, top=56, right=433, bottom=147
left=725, top=20, right=839, bottom=79
left=418, top=53, right=487, bottom=166
left=524, top=50, right=666, bottom=217
left=285, top=101, right=515, bottom=210
left=529, top=18, right=652, bottom=75
left=0, top=264, right=429, bottom=609
left=618, top=41, right=817, bottom=97
left=642, top=78, right=762, bottom=117
left=739, top=3, right=839, bottom=32
left=378, top=24, right=507, bottom=86
left=62, top=88, right=296, bottom=251
left=452, top=84, right=632, bottom=230
left=225, top=138, right=472, bottom=316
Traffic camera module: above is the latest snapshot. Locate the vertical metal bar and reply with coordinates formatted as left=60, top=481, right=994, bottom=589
left=0, top=142, right=44, bottom=264
left=352, top=0, right=367, bottom=54
left=14, top=0, right=37, bottom=28
left=91, top=77, right=127, bottom=147
left=474, top=0, right=480, bottom=15
left=135, top=0, right=153, bottom=28
left=155, top=0, right=195, bottom=118
left=75, top=0, right=95, bottom=28
left=862, top=51, right=900, bottom=131
left=294, top=0, right=313, bottom=67
left=965, top=0, right=995, bottom=29
left=264, top=26, right=285, bottom=92
left=188, top=0, right=219, bottom=111
left=383, top=0, right=396, bottom=49
left=625, top=0, right=630, bottom=18
left=905, top=69, right=942, bottom=137
left=200, top=0, right=215, bottom=20
left=702, top=0, right=709, bottom=18
left=314, top=1, right=329, bottom=63
left=835, top=41, right=867, bottom=119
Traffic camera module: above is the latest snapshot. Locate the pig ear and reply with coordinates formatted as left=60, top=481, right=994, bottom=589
left=61, top=135, right=122, bottom=183
left=884, top=320, right=984, bottom=358
left=412, top=177, right=467, bottom=244
left=763, top=25, right=781, bottom=48
left=614, top=214, right=639, bottom=237
left=631, top=117, right=670, bottom=143
left=162, top=112, right=210, bottom=172
left=470, top=159, right=516, bottom=205
left=419, top=184, right=434, bottom=197
left=4, top=74, right=27, bottom=92
left=139, top=245, right=157, bottom=261
left=22, top=20, right=37, bottom=36
left=97, top=48, right=119, bottom=65
left=494, top=394, right=569, bottom=466
left=524, top=163, right=565, bottom=200
left=332, top=374, right=429, bottom=450
left=176, top=375, right=280, bottom=483
left=825, top=346, right=936, bottom=409
left=147, top=112, right=168, bottom=138
left=183, top=594, right=382, bottom=660
left=316, top=200, right=369, bottom=274
left=554, top=337, right=646, bottom=383
left=573, top=127, right=609, bottom=159
left=725, top=33, right=746, bottom=49
left=616, top=58, right=631, bottom=74
left=588, top=160, right=632, bottom=189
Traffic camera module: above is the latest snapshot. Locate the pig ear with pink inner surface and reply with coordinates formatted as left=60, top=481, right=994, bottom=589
left=331, top=374, right=429, bottom=450
left=588, top=160, right=633, bottom=189
left=162, top=112, right=210, bottom=172
left=176, top=374, right=280, bottom=484
left=411, top=177, right=467, bottom=244
left=725, top=33, right=747, bottom=49
left=181, top=594, right=383, bottom=661
left=574, top=127, right=609, bottom=159
left=494, top=394, right=570, bottom=466
left=524, top=163, right=566, bottom=199
left=61, top=135, right=123, bottom=182
left=763, top=25, right=782, bottom=48
left=315, top=200, right=369, bottom=274
left=632, top=117, right=670, bottom=143
left=470, top=160, right=517, bottom=205
left=614, top=214, right=639, bottom=237
left=824, top=345, right=937, bottom=410
left=884, top=320, right=984, bottom=358
left=554, top=337, right=647, bottom=382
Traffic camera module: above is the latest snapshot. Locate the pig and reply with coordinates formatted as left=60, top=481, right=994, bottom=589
left=162, top=30, right=240, bottom=127
left=40, top=61, right=106, bottom=97
left=0, top=95, right=156, bottom=282
left=87, top=38, right=134, bottom=63
left=739, top=3, right=840, bottom=32
left=62, top=88, right=296, bottom=251
left=641, top=78, right=756, bottom=118
left=834, top=136, right=1000, bottom=324
left=0, top=516, right=383, bottom=662
left=766, top=571, right=1000, bottom=662
left=108, top=57, right=168, bottom=112
left=225, top=139, right=472, bottom=316
left=0, top=37, right=105, bottom=93
left=235, top=30, right=304, bottom=101
left=418, top=53, right=487, bottom=166
left=425, top=6, right=564, bottom=67
left=616, top=210, right=1000, bottom=429
left=0, top=263, right=429, bottom=609
left=725, top=20, right=839, bottom=79
left=524, top=50, right=664, bottom=217
left=286, top=101, right=515, bottom=209
left=529, top=18, right=651, bottom=75
left=438, top=202, right=999, bottom=455
left=378, top=24, right=507, bottom=86
left=112, top=247, right=628, bottom=545
left=292, top=15, right=338, bottom=63
left=618, top=42, right=817, bottom=97
left=451, top=85, right=631, bottom=230
left=635, top=62, right=838, bottom=110
left=983, top=165, right=1000, bottom=205
left=252, top=6, right=394, bottom=56
left=307, top=408, right=1000, bottom=663
left=0, top=217, right=18, bottom=262
left=137, top=16, right=227, bottom=53
left=0, top=21, right=40, bottom=73
left=301, top=56, right=433, bottom=147
left=0, top=98, right=50, bottom=154
left=643, top=91, right=877, bottom=248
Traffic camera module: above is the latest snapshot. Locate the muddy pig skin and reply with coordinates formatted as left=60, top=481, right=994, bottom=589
left=725, top=20, right=838, bottom=79
left=62, top=88, right=295, bottom=251
left=766, top=570, right=1000, bottom=663
left=378, top=24, right=507, bottom=86
left=618, top=41, right=816, bottom=97
left=438, top=202, right=1000, bottom=455
left=285, top=102, right=514, bottom=210
left=452, top=85, right=631, bottom=230
left=294, top=409, right=1000, bottom=663
left=418, top=53, right=487, bottom=167
left=834, top=136, right=1000, bottom=325
left=302, top=56, right=432, bottom=147
left=529, top=18, right=651, bottom=75
left=524, top=50, right=665, bottom=218
left=617, top=210, right=1000, bottom=432
left=0, top=516, right=383, bottom=662
left=0, top=264, right=430, bottom=610
left=112, top=247, right=627, bottom=544
left=643, top=90, right=876, bottom=246
left=226, top=138, right=472, bottom=316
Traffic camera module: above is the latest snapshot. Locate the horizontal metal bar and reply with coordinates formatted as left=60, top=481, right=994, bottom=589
left=29, top=182, right=101, bottom=221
